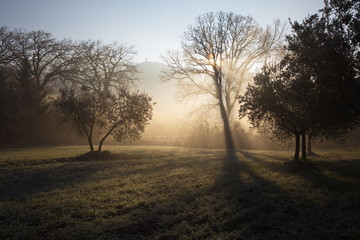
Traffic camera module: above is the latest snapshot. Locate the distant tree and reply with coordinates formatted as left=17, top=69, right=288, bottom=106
left=54, top=87, right=154, bottom=151
left=53, top=40, right=148, bottom=151
left=14, top=58, right=49, bottom=140
left=0, top=26, right=15, bottom=66
left=0, top=57, right=50, bottom=144
left=0, top=27, right=79, bottom=144
left=9, top=28, right=78, bottom=91
left=69, top=40, right=137, bottom=95
left=162, top=12, right=285, bottom=149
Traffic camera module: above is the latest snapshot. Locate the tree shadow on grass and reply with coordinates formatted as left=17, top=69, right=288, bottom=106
left=0, top=152, right=118, bottom=201
left=239, top=150, right=285, bottom=171
left=2, top=149, right=359, bottom=239
left=206, top=150, right=360, bottom=239
left=315, top=158, right=360, bottom=179
left=107, top=150, right=305, bottom=239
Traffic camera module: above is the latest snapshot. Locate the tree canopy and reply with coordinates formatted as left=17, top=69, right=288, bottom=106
left=162, top=11, right=285, bottom=149
left=239, top=1, right=360, bottom=159
left=55, top=87, right=154, bottom=151
left=0, top=26, right=154, bottom=148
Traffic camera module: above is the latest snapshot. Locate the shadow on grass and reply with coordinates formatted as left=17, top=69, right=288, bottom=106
left=102, top=150, right=360, bottom=239
left=316, top=158, right=360, bottom=179
left=1, top=148, right=359, bottom=239
left=0, top=151, right=120, bottom=201
left=207, top=150, right=360, bottom=239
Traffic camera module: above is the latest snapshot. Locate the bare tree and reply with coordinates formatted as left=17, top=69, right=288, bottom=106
left=6, top=28, right=79, bottom=91
left=0, top=27, right=79, bottom=144
left=162, top=12, right=285, bottom=149
left=0, top=26, right=16, bottom=66
left=70, top=40, right=137, bottom=94
left=55, top=40, right=148, bottom=151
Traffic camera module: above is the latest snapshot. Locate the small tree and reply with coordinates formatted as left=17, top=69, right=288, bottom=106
left=54, top=88, right=154, bottom=151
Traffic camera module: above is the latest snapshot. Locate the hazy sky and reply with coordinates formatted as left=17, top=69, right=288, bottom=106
left=0, top=0, right=324, bottom=63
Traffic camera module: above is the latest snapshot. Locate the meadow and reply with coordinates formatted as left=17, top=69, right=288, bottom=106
left=0, top=145, right=359, bottom=240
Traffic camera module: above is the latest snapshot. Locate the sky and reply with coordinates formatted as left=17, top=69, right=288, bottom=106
left=0, top=0, right=324, bottom=63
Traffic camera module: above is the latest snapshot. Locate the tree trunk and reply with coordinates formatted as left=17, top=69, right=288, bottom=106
left=86, top=116, right=95, bottom=151
left=213, top=68, right=235, bottom=150
left=219, top=101, right=235, bottom=149
left=307, top=134, right=312, bottom=153
left=301, top=132, right=306, bottom=160
left=87, top=135, right=94, bottom=151
left=98, top=137, right=105, bottom=152
left=294, top=133, right=300, bottom=160
left=97, top=121, right=123, bottom=151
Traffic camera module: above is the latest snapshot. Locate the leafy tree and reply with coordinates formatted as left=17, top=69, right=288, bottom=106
left=286, top=5, right=359, bottom=153
left=54, top=39, right=148, bottom=151
left=54, top=87, right=154, bottom=151
left=239, top=65, right=313, bottom=160
left=239, top=2, right=360, bottom=160
left=162, top=12, right=285, bottom=149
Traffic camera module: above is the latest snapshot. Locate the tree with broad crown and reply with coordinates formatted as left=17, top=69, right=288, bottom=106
left=162, top=12, right=285, bottom=149
left=239, top=1, right=360, bottom=160
left=54, top=87, right=154, bottom=152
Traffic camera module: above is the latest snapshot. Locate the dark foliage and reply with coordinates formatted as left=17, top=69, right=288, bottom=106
left=239, top=2, right=360, bottom=159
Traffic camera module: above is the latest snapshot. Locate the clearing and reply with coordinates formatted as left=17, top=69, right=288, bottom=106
left=0, top=146, right=359, bottom=239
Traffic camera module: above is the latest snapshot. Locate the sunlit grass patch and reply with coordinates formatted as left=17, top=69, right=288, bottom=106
left=0, top=146, right=359, bottom=239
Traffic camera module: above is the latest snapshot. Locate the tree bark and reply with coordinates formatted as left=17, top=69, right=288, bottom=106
left=98, top=133, right=108, bottom=152
left=307, top=134, right=312, bottom=153
left=301, top=132, right=306, bottom=160
left=214, top=68, right=235, bottom=150
left=98, top=134, right=108, bottom=152
left=294, top=133, right=300, bottom=160
left=219, top=100, right=235, bottom=149
left=87, top=135, right=94, bottom=151
left=97, top=119, right=125, bottom=151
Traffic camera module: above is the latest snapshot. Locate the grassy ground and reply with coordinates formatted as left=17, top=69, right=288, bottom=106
left=0, top=145, right=359, bottom=240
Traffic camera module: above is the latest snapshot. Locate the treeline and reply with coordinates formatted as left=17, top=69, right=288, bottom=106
left=239, top=0, right=360, bottom=159
left=0, top=27, right=153, bottom=148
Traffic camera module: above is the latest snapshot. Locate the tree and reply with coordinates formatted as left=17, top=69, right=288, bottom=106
left=286, top=5, right=360, bottom=154
left=239, top=65, right=313, bottom=160
left=69, top=40, right=137, bottom=94
left=326, top=0, right=359, bottom=64
left=162, top=12, right=285, bottom=149
left=55, top=39, right=153, bottom=151
left=9, top=28, right=79, bottom=91
left=0, top=57, right=50, bottom=144
left=239, top=3, right=360, bottom=160
left=0, top=27, right=79, bottom=144
left=0, top=26, right=16, bottom=66
left=54, top=87, right=154, bottom=151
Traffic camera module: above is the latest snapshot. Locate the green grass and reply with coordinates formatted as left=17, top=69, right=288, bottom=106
left=0, top=146, right=359, bottom=240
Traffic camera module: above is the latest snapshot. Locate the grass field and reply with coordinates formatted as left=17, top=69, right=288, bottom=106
left=0, top=145, right=359, bottom=240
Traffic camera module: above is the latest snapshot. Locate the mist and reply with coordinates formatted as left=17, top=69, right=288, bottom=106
left=133, top=61, right=360, bottom=150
